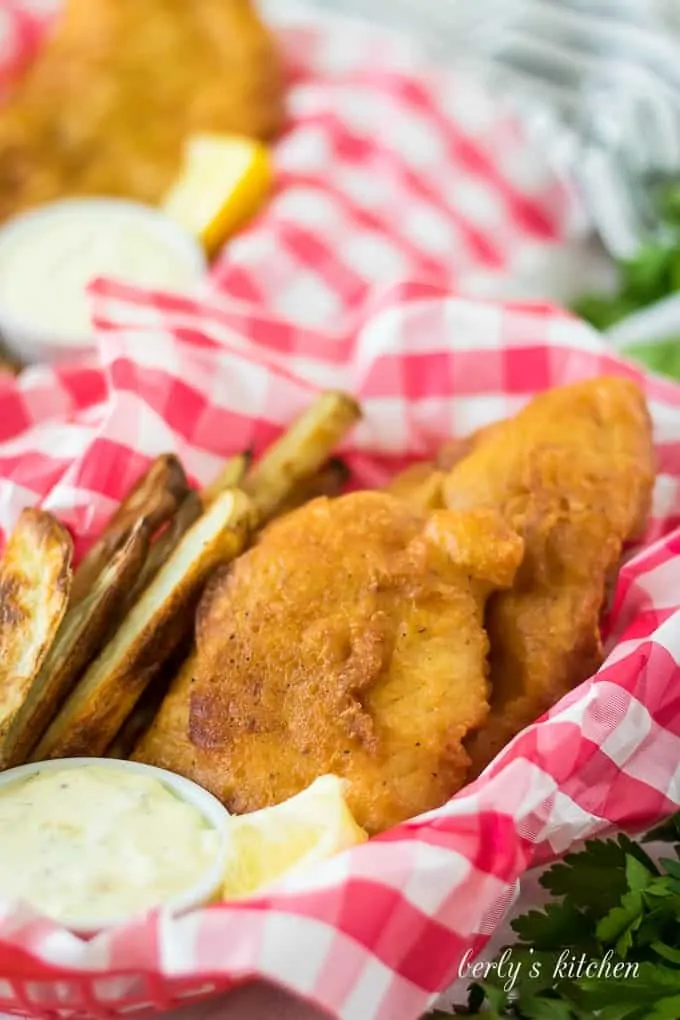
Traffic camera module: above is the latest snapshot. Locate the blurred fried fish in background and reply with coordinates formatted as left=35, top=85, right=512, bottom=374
left=443, top=377, right=655, bottom=775
left=0, top=0, right=284, bottom=222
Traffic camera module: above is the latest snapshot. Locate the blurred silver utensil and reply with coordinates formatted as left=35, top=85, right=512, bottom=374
left=302, top=0, right=680, bottom=259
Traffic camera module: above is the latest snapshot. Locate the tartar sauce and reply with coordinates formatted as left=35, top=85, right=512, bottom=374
left=0, top=766, right=220, bottom=925
left=0, top=201, right=203, bottom=337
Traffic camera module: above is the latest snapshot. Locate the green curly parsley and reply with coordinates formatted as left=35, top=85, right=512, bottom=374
left=428, top=813, right=680, bottom=1019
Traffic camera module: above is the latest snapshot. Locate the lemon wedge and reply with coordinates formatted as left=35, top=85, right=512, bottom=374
left=162, top=133, right=272, bottom=256
left=221, top=775, right=368, bottom=899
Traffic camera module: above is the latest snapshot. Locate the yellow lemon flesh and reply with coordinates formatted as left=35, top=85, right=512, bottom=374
left=162, top=133, right=272, bottom=256
left=221, top=775, right=368, bottom=899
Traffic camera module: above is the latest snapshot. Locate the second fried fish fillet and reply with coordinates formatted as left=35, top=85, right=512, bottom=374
left=443, top=377, right=655, bottom=776
left=0, top=0, right=284, bottom=221
left=136, top=491, right=523, bottom=834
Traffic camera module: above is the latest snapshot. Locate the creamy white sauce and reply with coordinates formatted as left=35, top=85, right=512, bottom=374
left=0, top=206, right=200, bottom=337
left=0, top=766, right=220, bottom=925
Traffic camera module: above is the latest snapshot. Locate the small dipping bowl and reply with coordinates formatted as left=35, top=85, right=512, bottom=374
left=0, top=198, right=207, bottom=365
left=0, top=757, right=230, bottom=935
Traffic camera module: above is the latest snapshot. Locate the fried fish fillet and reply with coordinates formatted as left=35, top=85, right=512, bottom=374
left=0, top=0, right=284, bottom=221
left=443, top=377, right=655, bottom=775
left=0, top=508, right=73, bottom=746
left=386, top=461, right=444, bottom=511
left=137, top=491, right=523, bottom=834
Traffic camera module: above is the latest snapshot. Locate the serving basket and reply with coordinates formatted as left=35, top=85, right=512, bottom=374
left=1, top=4, right=680, bottom=1020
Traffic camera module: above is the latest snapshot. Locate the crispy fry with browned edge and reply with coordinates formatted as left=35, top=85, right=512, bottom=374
left=202, top=451, right=252, bottom=508
left=276, top=458, right=350, bottom=514
left=242, top=392, right=361, bottom=520
left=0, top=509, right=73, bottom=747
left=124, top=491, right=203, bottom=610
left=70, top=454, right=189, bottom=606
left=33, top=489, right=253, bottom=761
left=1, top=521, right=149, bottom=768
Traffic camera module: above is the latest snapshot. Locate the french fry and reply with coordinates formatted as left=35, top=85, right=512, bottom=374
left=201, top=451, right=252, bottom=508
left=123, top=491, right=203, bottom=610
left=0, top=521, right=150, bottom=768
left=69, top=454, right=189, bottom=606
left=276, top=457, right=350, bottom=514
left=32, top=489, right=253, bottom=761
left=0, top=509, right=73, bottom=746
left=242, top=391, right=361, bottom=520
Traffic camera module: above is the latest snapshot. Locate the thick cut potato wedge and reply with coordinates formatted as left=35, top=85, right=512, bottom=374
left=1, top=521, right=149, bottom=768
left=242, top=392, right=361, bottom=520
left=70, top=454, right=189, bottom=606
left=33, top=489, right=253, bottom=761
left=124, top=491, right=203, bottom=610
left=276, top=458, right=350, bottom=514
left=202, top=451, right=252, bottom=508
left=0, top=508, right=72, bottom=744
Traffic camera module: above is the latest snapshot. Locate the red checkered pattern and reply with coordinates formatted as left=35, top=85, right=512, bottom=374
left=2, top=5, right=680, bottom=1020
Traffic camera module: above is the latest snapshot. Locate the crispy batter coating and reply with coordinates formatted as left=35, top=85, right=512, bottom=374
left=0, top=0, right=284, bottom=221
left=443, top=377, right=655, bottom=775
left=385, top=461, right=445, bottom=511
left=137, top=491, right=523, bottom=833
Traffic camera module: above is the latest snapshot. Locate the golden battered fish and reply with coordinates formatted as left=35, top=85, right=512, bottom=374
left=0, top=0, right=284, bottom=221
left=443, top=377, right=655, bottom=775
left=136, top=491, right=523, bottom=834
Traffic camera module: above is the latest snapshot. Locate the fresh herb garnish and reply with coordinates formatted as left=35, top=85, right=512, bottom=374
left=618, top=338, right=680, bottom=380
left=573, top=183, right=680, bottom=334
left=571, top=182, right=680, bottom=380
left=427, top=812, right=680, bottom=1019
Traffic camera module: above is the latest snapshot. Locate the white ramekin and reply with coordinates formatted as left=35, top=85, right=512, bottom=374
left=0, top=198, right=207, bottom=365
left=0, top=757, right=230, bottom=935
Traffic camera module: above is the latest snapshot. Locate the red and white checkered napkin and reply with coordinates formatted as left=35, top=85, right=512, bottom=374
left=2, top=285, right=680, bottom=1020
left=1, top=6, right=680, bottom=1020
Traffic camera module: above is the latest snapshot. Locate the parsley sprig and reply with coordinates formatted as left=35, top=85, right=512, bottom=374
left=430, top=813, right=680, bottom=1019
left=573, top=184, right=680, bottom=333
left=572, top=183, right=680, bottom=380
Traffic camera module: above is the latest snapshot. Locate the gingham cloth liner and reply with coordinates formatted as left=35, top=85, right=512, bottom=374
left=1, top=5, right=680, bottom=1020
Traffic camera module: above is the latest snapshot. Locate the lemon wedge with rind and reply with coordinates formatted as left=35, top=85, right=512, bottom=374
left=162, top=133, right=272, bottom=256
left=221, top=775, right=368, bottom=900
